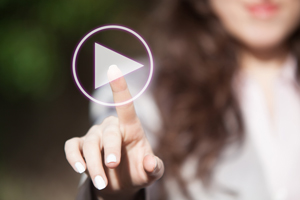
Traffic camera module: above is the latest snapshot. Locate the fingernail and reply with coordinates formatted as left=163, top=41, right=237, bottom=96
left=107, top=65, right=123, bottom=82
left=75, top=162, right=85, bottom=173
left=106, top=154, right=117, bottom=164
left=94, top=175, right=106, bottom=190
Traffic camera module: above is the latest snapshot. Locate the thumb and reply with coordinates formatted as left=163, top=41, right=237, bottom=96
left=143, top=154, right=164, bottom=181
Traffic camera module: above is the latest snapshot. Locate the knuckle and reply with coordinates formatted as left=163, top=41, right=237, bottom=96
left=103, top=116, right=118, bottom=124
left=107, top=130, right=120, bottom=138
left=64, top=140, right=71, bottom=151
left=85, top=134, right=100, bottom=143
left=103, top=126, right=120, bottom=135
left=82, top=139, right=100, bottom=152
left=107, top=115, right=117, bottom=120
left=88, top=125, right=101, bottom=133
left=64, top=137, right=78, bottom=151
left=66, top=150, right=78, bottom=161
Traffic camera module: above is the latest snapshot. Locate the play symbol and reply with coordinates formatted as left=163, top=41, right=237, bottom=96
left=94, top=42, right=144, bottom=89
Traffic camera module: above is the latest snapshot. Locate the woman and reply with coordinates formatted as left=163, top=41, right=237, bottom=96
left=65, top=0, right=300, bottom=199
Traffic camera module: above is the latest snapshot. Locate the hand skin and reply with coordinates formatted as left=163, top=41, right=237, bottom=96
left=64, top=66, right=164, bottom=200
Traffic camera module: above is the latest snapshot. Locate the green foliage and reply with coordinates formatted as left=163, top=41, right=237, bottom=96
left=0, top=0, right=141, bottom=101
left=0, top=24, right=58, bottom=99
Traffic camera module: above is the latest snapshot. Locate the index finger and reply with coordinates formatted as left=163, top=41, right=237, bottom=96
left=107, top=65, right=137, bottom=124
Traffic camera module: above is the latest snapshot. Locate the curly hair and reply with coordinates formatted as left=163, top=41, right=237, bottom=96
left=150, top=0, right=300, bottom=198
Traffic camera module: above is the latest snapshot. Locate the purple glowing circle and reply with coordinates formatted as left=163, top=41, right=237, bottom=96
left=72, top=25, right=154, bottom=107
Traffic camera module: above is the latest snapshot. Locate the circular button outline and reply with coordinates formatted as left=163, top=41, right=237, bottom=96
left=72, top=25, right=154, bottom=107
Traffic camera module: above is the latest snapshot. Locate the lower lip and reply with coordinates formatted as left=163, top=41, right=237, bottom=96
left=247, top=4, right=279, bottom=19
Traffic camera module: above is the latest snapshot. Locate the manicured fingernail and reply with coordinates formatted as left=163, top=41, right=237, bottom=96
left=75, top=162, right=85, bottom=173
left=106, top=154, right=117, bottom=164
left=94, top=175, right=106, bottom=190
left=107, top=65, right=123, bottom=81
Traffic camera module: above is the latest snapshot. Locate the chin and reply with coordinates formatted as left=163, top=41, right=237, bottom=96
left=237, top=30, right=287, bottom=52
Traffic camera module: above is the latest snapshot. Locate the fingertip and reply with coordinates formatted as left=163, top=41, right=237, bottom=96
left=107, top=65, right=123, bottom=82
left=75, top=162, right=86, bottom=174
left=107, top=153, right=117, bottom=163
left=64, top=137, right=86, bottom=174
left=105, top=153, right=120, bottom=169
left=94, top=175, right=107, bottom=190
left=107, top=65, right=128, bottom=94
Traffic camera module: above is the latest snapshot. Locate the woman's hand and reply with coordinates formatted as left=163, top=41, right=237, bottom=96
left=64, top=65, right=164, bottom=199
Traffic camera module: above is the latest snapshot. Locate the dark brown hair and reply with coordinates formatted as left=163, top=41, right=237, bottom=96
left=150, top=0, right=300, bottom=198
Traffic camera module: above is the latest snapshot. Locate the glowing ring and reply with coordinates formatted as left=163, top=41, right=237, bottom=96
left=72, top=25, right=154, bottom=107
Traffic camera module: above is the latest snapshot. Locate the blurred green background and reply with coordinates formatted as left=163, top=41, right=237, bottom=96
left=0, top=0, right=153, bottom=199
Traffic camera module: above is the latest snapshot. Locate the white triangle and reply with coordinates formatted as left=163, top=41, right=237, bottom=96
left=94, top=42, right=144, bottom=89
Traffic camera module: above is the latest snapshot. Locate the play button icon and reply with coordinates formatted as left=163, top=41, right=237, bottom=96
left=94, top=42, right=144, bottom=89
left=72, top=25, right=153, bottom=106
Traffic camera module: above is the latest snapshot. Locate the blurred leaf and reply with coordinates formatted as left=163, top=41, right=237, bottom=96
left=37, top=0, right=126, bottom=33
left=0, top=24, right=59, bottom=99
